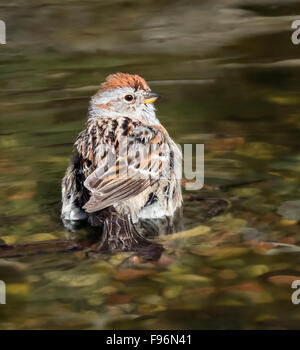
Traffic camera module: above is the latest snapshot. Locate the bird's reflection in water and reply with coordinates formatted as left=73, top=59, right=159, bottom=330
left=136, top=207, right=184, bottom=237
left=58, top=198, right=228, bottom=262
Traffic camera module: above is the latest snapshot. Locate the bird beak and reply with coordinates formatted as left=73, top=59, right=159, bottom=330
left=144, top=92, right=161, bottom=104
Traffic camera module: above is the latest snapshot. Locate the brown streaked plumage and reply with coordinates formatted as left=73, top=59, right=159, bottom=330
left=61, top=73, right=182, bottom=252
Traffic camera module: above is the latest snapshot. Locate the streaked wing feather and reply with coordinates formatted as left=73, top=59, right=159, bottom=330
left=83, top=178, right=151, bottom=213
left=82, top=123, right=167, bottom=213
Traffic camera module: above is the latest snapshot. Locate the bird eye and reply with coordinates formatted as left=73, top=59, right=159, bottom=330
left=124, top=94, right=134, bottom=102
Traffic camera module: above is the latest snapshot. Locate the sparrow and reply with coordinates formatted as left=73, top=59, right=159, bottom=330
left=61, top=73, right=182, bottom=252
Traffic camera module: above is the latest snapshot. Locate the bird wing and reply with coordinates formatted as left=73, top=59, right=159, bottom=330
left=82, top=124, right=168, bottom=213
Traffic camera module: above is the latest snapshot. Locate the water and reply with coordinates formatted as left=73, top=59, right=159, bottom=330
left=1, top=0, right=300, bottom=329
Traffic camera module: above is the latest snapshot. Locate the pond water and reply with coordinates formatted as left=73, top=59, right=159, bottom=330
left=1, top=0, right=300, bottom=329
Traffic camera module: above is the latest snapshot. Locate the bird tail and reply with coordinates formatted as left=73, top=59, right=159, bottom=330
left=91, top=208, right=164, bottom=258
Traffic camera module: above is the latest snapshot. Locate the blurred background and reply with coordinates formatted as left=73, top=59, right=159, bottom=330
left=1, top=0, right=300, bottom=329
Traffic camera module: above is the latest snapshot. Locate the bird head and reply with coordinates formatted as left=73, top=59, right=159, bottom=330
left=89, top=73, right=160, bottom=123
